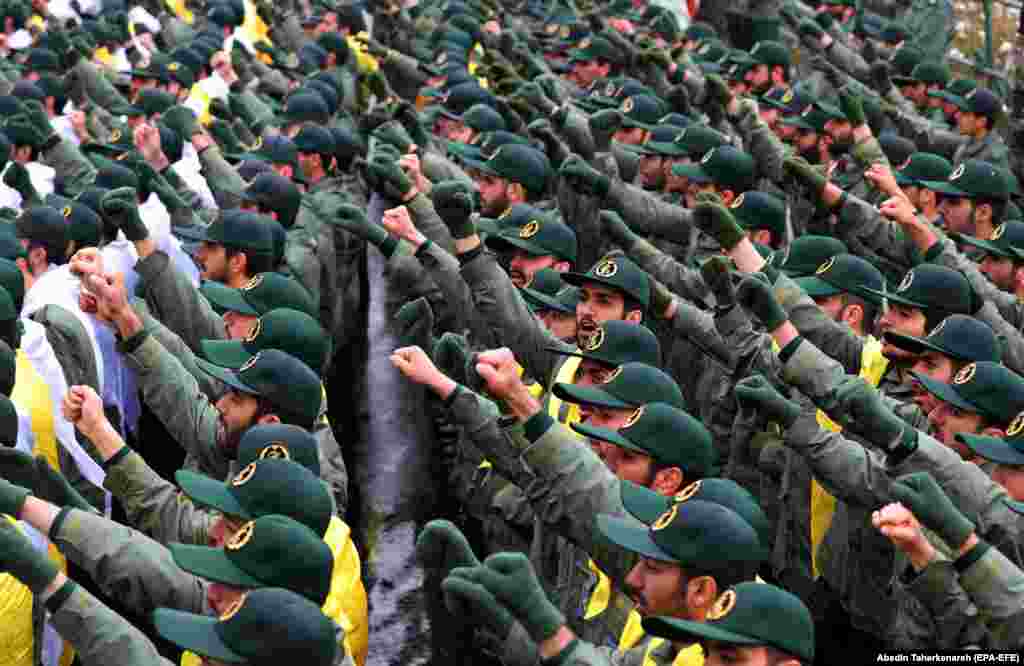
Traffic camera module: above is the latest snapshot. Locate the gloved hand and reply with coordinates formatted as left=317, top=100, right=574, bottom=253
left=372, top=120, right=414, bottom=154
left=19, top=100, right=56, bottom=143
left=133, top=161, right=187, bottom=213
left=432, top=181, right=476, bottom=239
left=2, top=161, right=39, bottom=205
left=890, top=472, right=976, bottom=550
left=100, top=187, right=149, bottom=242
left=394, top=296, right=434, bottom=346
left=736, top=273, right=788, bottom=331
left=735, top=374, right=802, bottom=428
left=700, top=255, right=735, bottom=309
left=441, top=573, right=516, bottom=644
left=208, top=120, right=245, bottom=154
left=453, top=552, right=565, bottom=643
left=0, top=449, right=96, bottom=513
left=393, top=101, right=430, bottom=150
left=515, top=83, right=558, bottom=116
left=839, top=87, right=866, bottom=127
left=0, top=517, right=60, bottom=594
left=809, top=55, right=844, bottom=90
left=335, top=204, right=390, bottom=247
left=560, top=155, right=610, bottom=198
left=870, top=61, right=893, bottom=95
left=588, top=109, right=622, bottom=152
left=692, top=197, right=746, bottom=250
left=798, top=19, right=825, bottom=41
left=162, top=106, right=200, bottom=142
left=648, top=275, right=674, bottom=319
left=599, top=209, right=636, bottom=247
left=0, top=477, right=30, bottom=518
left=814, top=11, right=835, bottom=30
left=638, top=47, right=672, bottom=69
left=783, top=156, right=828, bottom=195
left=665, top=85, right=692, bottom=117
left=366, top=155, right=415, bottom=201
left=526, top=118, right=569, bottom=168
left=831, top=375, right=917, bottom=455
left=208, top=98, right=233, bottom=122
left=417, top=519, right=481, bottom=574
left=704, top=74, right=732, bottom=109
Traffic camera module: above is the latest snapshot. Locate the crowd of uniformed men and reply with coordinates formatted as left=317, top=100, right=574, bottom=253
left=0, top=0, right=1021, bottom=663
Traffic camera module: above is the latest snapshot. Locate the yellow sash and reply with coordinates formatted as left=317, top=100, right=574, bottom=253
left=810, top=336, right=888, bottom=577
left=182, top=516, right=368, bottom=666
left=10, top=350, right=73, bottom=666
left=164, top=0, right=194, bottom=23
left=546, top=355, right=583, bottom=426
left=619, top=611, right=704, bottom=666
left=347, top=35, right=380, bottom=74
left=0, top=516, right=35, bottom=666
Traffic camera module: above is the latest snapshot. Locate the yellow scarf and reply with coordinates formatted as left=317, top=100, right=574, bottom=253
left=619, top=611, right=704, bottom=666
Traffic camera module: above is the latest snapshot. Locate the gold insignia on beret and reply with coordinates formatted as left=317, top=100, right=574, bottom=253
left=498, top=207, right=512, bottom=219
left=519, top=220, right=540, bottom=238
left=697, top=43, right=710, bottom=55
left=928, top=317, right=948, bottom=339
left=949, top=164, right=965, bottom=181
left=622, top=406, right=643, bottom=428
left=487, top=146, right=503, bottom=162
left=219, top=593, right=247, bottom=621
left=560, top=26, right=571, bottom=39
left=992, top=223, right=1006, bottom=240
left=621, top=97, right=635, bottom=114
left=815, top=256, right=836, bottom=275
left=168, top=62, right=180, bottom=71
left=226, top=520, right=255, bottom=550
left=729, top=193, right=745, bottom=209
left=781, top=89, right=794, bottom=104
left=244, top=318, right=262, bottom=343
left=651, top=503, right=677, bottom=531
left=673, top=128, right=687, bottom=144
left=260, top=442, right=291, bottom=460
left=953, top=362, right=976, bottom=385
left=966, top=89, right=977, bottom=100
left=582, top=326, right=605, bottom=351
left=243, top=274, right=264, bottom=291
left=238, top=353, right=260, bottom=374
left=544, top=24, right=558, bottom=34
left=109, top=128, right=122, bottom=143
left=707, top=589, right=737, bottom=621
left=594, top=258, right=618, bottom=277
left=578, top=37, right=591, bottom=50
left=1007, top=411, right=1024, bottom=437
left=897, top=270, right=914, bottom=292
left=61, top=206, right=72, bottom=219
left=250, top=137, right=264, bottom=151
left=700, top=148, right=715, bottom=164
left=232, top=462, right=257, bottom=486
left=601, top=366, right=623, bottom=384
left=674, top=480, right=701, bottom=503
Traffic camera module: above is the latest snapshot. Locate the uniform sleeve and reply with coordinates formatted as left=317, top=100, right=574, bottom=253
left=623, top=235, right=711, bottom=308
left=48, top=584, right=179, bottom=666
left=835, top=192, right=924, bottom=275
left=285, top=222, right=322, bottom=313
left=136, top=304, right=224, bottom=399
left=774, top=272, right=865, bottom=374
left=603, top=179, right=696, bottom=244
left=198, top=144, right=247, bottom=209
left=904, top=560, right=990, bottom=649
left=135, top=250, right=225, bottom=352
left=959, top=544, right=1024, bottom=630
left=51, top=508, right=206, bottom=615
left=122, top=333, right=229, bottom=480
left=730, top=98, right=787, bottom=183
left=42, top=137, right=96, bottom=199
left=103, top=449, right=215, bottom=546
left=459, top=249, right=566, bottom=387
left=406, top=191, right=457, bottom=256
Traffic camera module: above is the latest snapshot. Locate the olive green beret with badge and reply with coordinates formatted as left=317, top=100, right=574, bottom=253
left=153, top=588, right=337, bottom=666
left=770, top=235, right=848, bottom=277
left=914, top=361, right=1024, bottom=425
left=460, top=144, right=549, bottom=197
left=572, top=402, right=713, bottom=477
left=729, top=191, right=785, bottom=239
left=892, top=61, right=951, bottom=88
left=921, top=159, right=1009, bottom=201
left=894, top=152, right=953, bottom=188
left=671, top=146, right=756, bottom=193
left=176, top=459, right=333, bottom=536
left=177, top=210, right=276, bottom=255
left=748, top=40, right=790, bottom=68
left=521, top=268, right=578, bottom=315
left=170, top=514, right=334, bottom=604
left=567, top=36, right=623, bottom=65
left=642, top=583, right=814, bottom=663
left=862, top=264, right=974, bottom=316
left=958, top=408, right=1024, bottom=465
left=618, top=95, right=666, bottom=131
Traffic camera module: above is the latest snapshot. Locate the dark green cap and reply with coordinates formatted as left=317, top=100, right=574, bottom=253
left=462, top=104, right=506, bottom=134
left=521, top=269, right=578, bottom=315
left=239, top=172, right=301, bottom=228
left=201, top=273, right=315, bottom=319
left=137, top=88, right=176, bottom=117
left=958, top=408, right=1024, bottom=465
left=486, top=214, right=577, bottom=264
left=562, top=255, right=651, bottom=309
left=863, top=264, right=973, bottom=315
left=3, top=115, right=45, bottom=148
left=885, top=314, right=1000, bottom=363
left=620, top=478, right=770, bottom=548
left=953, top=220, right=1024, bottom=260
left=176, top=459, right=333, bottom=536
left=14, top=206, right=67, bottom=249
left=684, top=22, right=716, bottom=41
left=461, top=144, right=549, bottom=197
left=671, top=146, right=756, bottom=192
left=46, top=195, right=101, bottom=248
left=553, top=362, right=683, bottom=410
left=922, top=159, right=1008, bottom=200
left=0, top=339, right=15, bottom=396
left=893, top=61, right=951, bottom=87
left=952, top=87, right=1004, bottom=120
left=596, top=499, right=765, bottom=567
left=196, top=349, right=322, bottom=428
left=627, top=125, right=687, bottom=157
left=166, top=61, right=195, bottom=89
left=795, top=253, right=884, bottom=301
left=671, top=125, right=729, bottom=159
left=568, top=36, right=622, bottom=65
left=894, top=152, right=953, bottom=187
left=153, top=587, right=337, bottom=666
left=642, top=582, right=814, bottom=662
left=913, top=361, right=1024, bottom=423
left=760, top=86, right=812, bottom=116
left=477, top=203, right=546, bottom=237
left=748, top=40, right=790, bottom=68
left=201, top=308, right=330, bottom=375
left=177, top=211, right=276, bottom=255
left=618, top=95, right=665, bottom=131
left=928, top=77, right=977, bottom=105
left=228, top=135, right=299, bottom=167
left=691, top=39, right=728, bottom=64
left=730, top=191, right=785, bottom=238
left=0, top=258, right=24, bottom=310
left=780, top=106, right=829, bottom=133
left=573, top=402, right=712, bottom=475
left=771, top=235, right=847, bottom=277
left=553, top=319, right=660, bottom=367
left=171, top=514, right=333, bottom=604
left=236, top=423, right=320, bottom=475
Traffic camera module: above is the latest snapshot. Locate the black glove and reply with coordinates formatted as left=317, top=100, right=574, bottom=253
left=559, top=155, right=610, bottom=198
left=100, top=187, right=149, bottom=241
left=735, top=374, right=802, bottom=427
left=870, top=61, right=893, bottom=95
left=736, top=273, right=788, bottom=331
left=700, top=255, right=735, bottom=309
